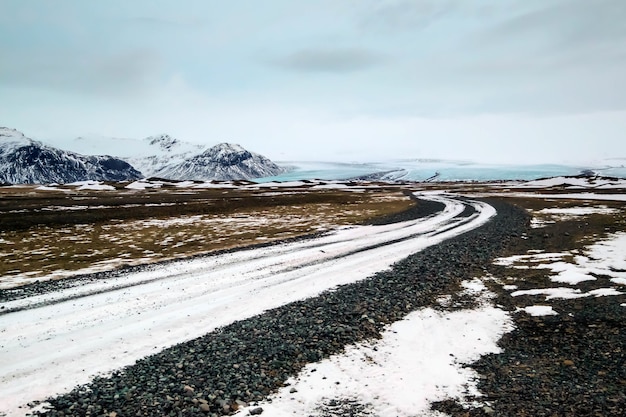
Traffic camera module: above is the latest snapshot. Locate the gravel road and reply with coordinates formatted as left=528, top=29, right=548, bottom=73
left=19, top=198, right=528, bottom=417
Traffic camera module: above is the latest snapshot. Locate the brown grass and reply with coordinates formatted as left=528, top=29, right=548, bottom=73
left=0, top=185, right=414, bottom=284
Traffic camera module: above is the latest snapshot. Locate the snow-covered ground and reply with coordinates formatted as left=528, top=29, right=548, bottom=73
left=1, top=183, right=624, bottom=417
left=239, top=280, right=511, bottom=417
left=237, top=196, right=626, bottom=417
left=495, top=232, right=626, bottom=303
left=0, top=193, right=494, bottom=416
left=529, top=206, right=619, bottom=228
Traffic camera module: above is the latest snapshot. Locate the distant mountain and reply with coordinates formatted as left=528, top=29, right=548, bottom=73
left=68, top=133, right=207, bottom=178
left=0, top=127, right=142, bottom=184
left=68, top=134, right=285, bottom=181
left=155, top=142, right=286, bottom=181
left=128, top=134, right=208, bottom=178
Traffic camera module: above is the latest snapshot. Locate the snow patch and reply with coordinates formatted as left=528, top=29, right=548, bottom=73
left=495, top=232, right=626, bottom=286
left=240, top=304, right=512, bottom=417
left=587, top=288, right=624, bottom=297
left=530, top=206, right=620, bottom=228
left=253, top=181, right=309, bottom=188
left=125, top=180, right=163, bottom=190
left=519, top=305, right=558, bottom=316
left=510, top=287, right=587, bottom=300
left=536, top=206, right=618, bottom=216
left=517, top=176, right=626, bottom=189
left=494, top=192, right=626, bottom=202
left=72, top=181, right=115, bottom=191
left=35, top=185, right=62, bottom=191
left=510, top=287, right=623, bottom=300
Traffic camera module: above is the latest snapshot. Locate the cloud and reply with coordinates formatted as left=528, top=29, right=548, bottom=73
left=342, top=0, right=626, bottom=117
left=1, top=0, right=625, bottom=165
left=485, top=0, right=626, bottom=46
left=358, top=0, right=457, bottom=33
left=0, top=46, right=164, bottom=96
left=274, top=47, right=387, bottom=73
left=123, top=16, right=207, bottom=30
left=449, top=0, right=626, bottom=114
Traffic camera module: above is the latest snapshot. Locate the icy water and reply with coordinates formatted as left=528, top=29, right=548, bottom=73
left=258, top=160, right=626, bottom=182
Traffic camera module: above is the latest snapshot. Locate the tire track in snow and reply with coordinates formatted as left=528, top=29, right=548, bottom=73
left=0, top=193, right=495, bottom=416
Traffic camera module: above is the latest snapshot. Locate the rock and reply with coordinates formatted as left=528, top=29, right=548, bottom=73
left=183, top=385, right=195, bottom=396
left=562, top=359, right=575, bottom=367
left=250, top=407, right=264, bottom=415
left=199, top=403, right=211, bottom=413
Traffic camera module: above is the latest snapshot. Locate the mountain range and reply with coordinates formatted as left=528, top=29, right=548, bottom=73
left=0, top=128, right=285, bottom=184
left=70, top=133, right=207, bottom=178
left=0, top=127, right=142, bottom=184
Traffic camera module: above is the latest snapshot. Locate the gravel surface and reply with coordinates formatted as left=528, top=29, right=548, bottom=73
left=438, top=300, right=626, bottom=417
left=432, top=207, right=626, bottom=417
left=22, top=198, right=526, bottom=416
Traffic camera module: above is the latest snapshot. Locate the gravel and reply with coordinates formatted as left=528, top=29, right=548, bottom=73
left=32, top=199, right=528, bottom=416
left=432, top=208, right=626, bottom=417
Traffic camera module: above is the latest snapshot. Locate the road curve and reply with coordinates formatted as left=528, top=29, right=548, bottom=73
left=0, top=193, right=495, bottom=416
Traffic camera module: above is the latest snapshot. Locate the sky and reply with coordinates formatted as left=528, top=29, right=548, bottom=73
left=1, top=0, right=625, bottom=164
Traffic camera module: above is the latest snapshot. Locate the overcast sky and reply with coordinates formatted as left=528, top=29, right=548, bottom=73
left=1, top=0, right=625, bottom=163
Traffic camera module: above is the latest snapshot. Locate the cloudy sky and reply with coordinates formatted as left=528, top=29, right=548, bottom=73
left=1, top=0, right=625, bottom=163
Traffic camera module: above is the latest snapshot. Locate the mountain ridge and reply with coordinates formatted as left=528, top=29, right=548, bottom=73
left=1, top=128, right=286, bottom=183
left=65, top=133, right=285, bottom=181
left=0, top=127, right=142, bottom=185
left=125, top=134, right=207, bottom=178
left=155, top=142, right=285, bottom=181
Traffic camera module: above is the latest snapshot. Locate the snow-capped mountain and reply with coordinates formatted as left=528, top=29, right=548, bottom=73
left=155, top=142, right=285, bottom=181
left=66, top=134, right=284, bottom=180
left=67, top=134, right=207, bottom=178
left=127, top=134, right=207, bottom=178
left=0, top=128, right=142, bottom=184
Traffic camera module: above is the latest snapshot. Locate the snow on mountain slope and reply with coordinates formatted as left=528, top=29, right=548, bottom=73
left=0, top=127, right=142, bottom=184
left=155, top=142, right=286, bottom=181
left=125, top=134, right=207, bottom=178
left=67, top=134, right=207, bottom=178
left=43, top=134, right=285, bottom=180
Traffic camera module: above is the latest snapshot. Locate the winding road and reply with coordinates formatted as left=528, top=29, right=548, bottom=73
left=0, top=192, right=495, bottom=416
